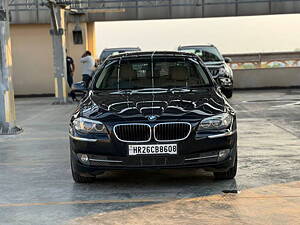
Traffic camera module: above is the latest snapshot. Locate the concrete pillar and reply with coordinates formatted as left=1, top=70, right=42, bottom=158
left=49, top=4, right=68, bottom=104
left=0, top=0, right=22, bottom=135
left=87, top=22, right=96, bottom=58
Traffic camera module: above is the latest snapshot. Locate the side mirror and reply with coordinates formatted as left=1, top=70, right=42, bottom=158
left=224, top=57, right=232, bottom=63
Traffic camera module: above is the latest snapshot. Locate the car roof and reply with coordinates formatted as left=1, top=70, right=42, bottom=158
left=178, top=44, right=216, bottom=49
left=107, top=51, right=200, bottom=60
left=102, top=47, right=141, bottom=51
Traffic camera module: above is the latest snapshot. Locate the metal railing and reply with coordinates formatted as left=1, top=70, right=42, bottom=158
left=8, top=0, right=300, bottom=12
left=7, top=0, right=300, bottom=24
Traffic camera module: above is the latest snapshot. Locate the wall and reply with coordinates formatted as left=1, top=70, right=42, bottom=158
left=10, top=22, right=96, bottom=95
left=233, top=67, right=300, bottom=89
left=66, top=22, right=88, bottom=82
left=10, top=24, right=54, bottom=95
left=66, top=22, right=96, bottom=82
left=9, top=21, right=300, bottom=95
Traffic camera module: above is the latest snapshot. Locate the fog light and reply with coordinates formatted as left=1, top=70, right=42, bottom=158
left=78, top=154, right=89, bottom=164
left=218, top=149, right=231, bottom=161
left=81, top=154, right=89, bottom=162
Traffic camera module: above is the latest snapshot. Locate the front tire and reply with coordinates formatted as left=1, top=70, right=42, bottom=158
left=214, top=153, right=237, bottom=180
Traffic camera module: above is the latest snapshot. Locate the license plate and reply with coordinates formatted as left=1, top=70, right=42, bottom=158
left=128, top=144, right=177, bottom=156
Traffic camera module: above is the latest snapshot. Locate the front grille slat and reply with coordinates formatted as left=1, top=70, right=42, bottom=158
left=132, top=125, right=135, bottom=140
left=114, top=124, right=151, bottom=142
left=114, top=122, right=191, bottom=143
left=154, top=122, right=191, bottom=142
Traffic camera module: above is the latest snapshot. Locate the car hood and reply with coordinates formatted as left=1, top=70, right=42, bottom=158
left=79, top=88, right=227, bottom=122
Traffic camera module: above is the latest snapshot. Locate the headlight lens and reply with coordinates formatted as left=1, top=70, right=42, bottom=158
left=73, top=117, right=107, bottom=134
left=219, top=68, right=226, bottom=75
left=219, top=65, right=233, bottom=77
left=199, top=113, right=233, bottom=130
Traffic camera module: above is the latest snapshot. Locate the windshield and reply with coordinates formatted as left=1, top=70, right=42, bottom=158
left=179, top=47, right=223, bottom=62
left=94, top=57, right=211, bottom=90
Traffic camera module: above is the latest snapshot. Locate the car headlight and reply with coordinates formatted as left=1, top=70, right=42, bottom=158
left=219, top=68, right=226, bottom=75
left=199, top=113, right=233, bottom=130
left=73, top=117, right=107, bottom=134
left=219, top=65, right=233, bottom=77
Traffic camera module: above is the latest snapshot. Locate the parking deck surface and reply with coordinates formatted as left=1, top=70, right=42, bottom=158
left=0, top=89, right=300, bottom=225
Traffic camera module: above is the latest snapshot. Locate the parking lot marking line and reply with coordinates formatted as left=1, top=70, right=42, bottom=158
left=0, top=161, right=66, bottom=166
left=0, top=198, right=178, bottom=208
left=1, top=195, right=300, bottom=208
left=271, top=123, right=299, bottom=138
left=0, top=137, right=67, bottom=142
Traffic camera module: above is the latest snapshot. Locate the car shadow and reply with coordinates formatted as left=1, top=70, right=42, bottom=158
left=67, top=169, right=238, bottom=225
left=73, top=169, right=238, bottom=199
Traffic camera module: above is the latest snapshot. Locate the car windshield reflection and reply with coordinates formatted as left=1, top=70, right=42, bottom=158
left=93, top=57, right=211, bottom=91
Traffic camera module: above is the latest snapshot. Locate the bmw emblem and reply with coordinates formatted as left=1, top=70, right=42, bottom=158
left=147, top=115, right=158, bottom=121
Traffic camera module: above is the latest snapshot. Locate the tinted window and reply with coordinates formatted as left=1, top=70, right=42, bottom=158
left=94, top=57, right=211, bottom=90
left=100, top=51, right=115, bottom=61
left=73, top=31, right=83, bottom=45
left=179, top=47, right=223, bottom=62
left=100, top=49, right=140, bottom=61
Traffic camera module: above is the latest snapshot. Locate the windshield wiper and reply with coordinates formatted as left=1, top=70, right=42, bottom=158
left=97, top=85, right=211, bottom=94
left=131, top=88, right=169, bottom=94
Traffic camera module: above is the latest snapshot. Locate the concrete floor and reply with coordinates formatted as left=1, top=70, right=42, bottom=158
left=0, top=89, right=300, bottom=225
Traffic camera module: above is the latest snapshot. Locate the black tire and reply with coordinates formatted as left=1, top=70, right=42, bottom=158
left=71, top=158, right=95, bottom=183
left=223, top=89, right=233, bottom=99
left=214, top=153, right=237, bottom=180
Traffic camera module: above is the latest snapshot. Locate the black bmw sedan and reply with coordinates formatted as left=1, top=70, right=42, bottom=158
left=69, top=51, right=237, bottom=183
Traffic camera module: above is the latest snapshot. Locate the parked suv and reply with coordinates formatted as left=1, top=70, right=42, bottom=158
left=99, top=47, right=141, bottom=64
left=70, top=51, right=237, bottom=183
left=178, top=45, right=233, bottom=98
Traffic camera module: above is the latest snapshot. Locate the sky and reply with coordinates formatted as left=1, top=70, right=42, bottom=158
left=95, top=14, right=300, bottom=56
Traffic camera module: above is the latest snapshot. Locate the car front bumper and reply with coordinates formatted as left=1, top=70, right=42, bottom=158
left=219, top=77, right=233, bottom=90
left=69, top=127, right=237, bottom=177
